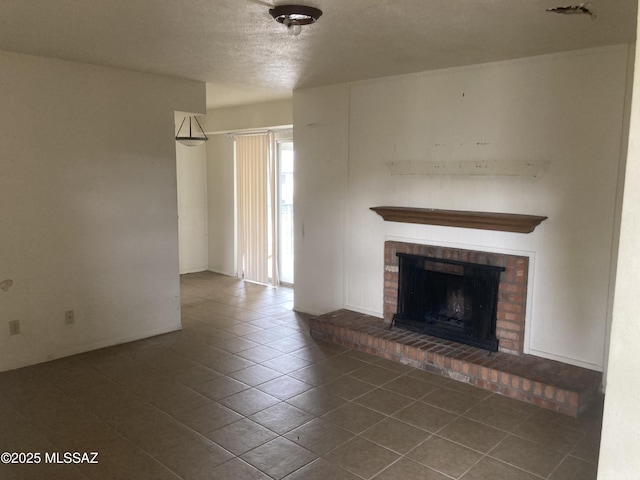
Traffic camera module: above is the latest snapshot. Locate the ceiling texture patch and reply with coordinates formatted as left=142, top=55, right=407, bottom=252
left=546, top=4, right=596, bottom=18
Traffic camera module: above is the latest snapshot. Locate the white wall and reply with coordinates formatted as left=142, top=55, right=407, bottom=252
left=293, top=84, right=350, bottom=315
left=206, top=134, right=236, bottom=275
left=598, top=24, right=640, bottom=477
left=0, top=50, right=205, bottom=372
left=293, top=46, right=631, bottom=370
left=203, top=99, right=293, bottom=276
left=202, top=99, right=292, bottom=133
left=176, top=141, right=209, bottom=274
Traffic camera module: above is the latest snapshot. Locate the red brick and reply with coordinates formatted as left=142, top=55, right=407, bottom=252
left=466, top=351, right=488, bottom=364
left=544, top=386, right=555, bottom=399
left=417, top=349, right=426, bottom=362
left=522, top=379, right=532, bottom=392
left=490, top=369, right=499, bottom=383
left=486, top=382, right=500, bottom=392
left=559, top=405, right=578, bottom=417
left=500, top=340, right=518, bottom=352
left=501, top=283, right=519, bottom=293
left=516, top=259, right=528, bottom=278
left=495, top=329, right=519, bottom=341
left=518, top=390, right=530, bottom=401
left=568, top=392, right=579, bottom=407
left=544, top=399, right=559, bottom=412
left=507, top=293, right=526, bottom=304
left=504, top=312, right=524, bottom=322
left=501, top=387, right=516, bottom=399
left=410, top=346, right=421, bottom=361
left=502, top=303, right=524, bottom=313
left=475, top=356, right=493, bottom=368
left=496, top=320, right=522, bottom=332
left=530, top=396, right=545, bottom=407
left=476, top=379, right=487, bottom=389
left=556, top=389, right=566, bottom=403
left=500, top=283, right=526, bottom=295
left=410, top=347, right=419, bottom=361
left=506, top=257, right=516, bottom=281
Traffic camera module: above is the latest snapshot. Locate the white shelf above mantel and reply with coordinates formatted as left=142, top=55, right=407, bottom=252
left=384, top=160, right=549, bottom=178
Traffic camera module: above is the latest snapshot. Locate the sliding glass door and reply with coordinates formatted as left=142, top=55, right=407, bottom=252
left=235, top=132, right=294, bottom=287
left=277, top=140, right=294, bottom=285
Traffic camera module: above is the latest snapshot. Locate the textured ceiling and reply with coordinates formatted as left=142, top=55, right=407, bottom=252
left=0, top=0, right=636, bottom=109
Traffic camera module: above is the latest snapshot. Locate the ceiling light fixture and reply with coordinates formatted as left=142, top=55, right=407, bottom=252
left=175, top=116, right=208, bottom=147
left=269, top=5, right=323, bottom=36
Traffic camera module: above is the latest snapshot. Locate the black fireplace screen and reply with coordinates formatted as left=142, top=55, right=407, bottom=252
left=393, top=253, right=504, bottom=351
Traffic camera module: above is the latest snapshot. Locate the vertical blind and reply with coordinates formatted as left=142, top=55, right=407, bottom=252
left=235, top=133, right=278, bottom=286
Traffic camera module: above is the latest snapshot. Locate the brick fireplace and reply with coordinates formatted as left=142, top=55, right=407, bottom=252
left=384, top=241, right=529, bottom=355
left=310, top=239, right=602, bottom=416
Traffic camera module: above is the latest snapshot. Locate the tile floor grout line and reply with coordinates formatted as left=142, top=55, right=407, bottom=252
left=0, top=273, right=601, bottom=480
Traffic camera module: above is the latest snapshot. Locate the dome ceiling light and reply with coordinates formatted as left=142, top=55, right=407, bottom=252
left=269, top=5, right=323, bottom=36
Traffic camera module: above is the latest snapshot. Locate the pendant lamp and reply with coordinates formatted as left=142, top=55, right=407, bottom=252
left=176, top=116, right=208, bottom=147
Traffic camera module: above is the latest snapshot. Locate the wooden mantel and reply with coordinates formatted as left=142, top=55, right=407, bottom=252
left=370, top=206, right=547, bottom=233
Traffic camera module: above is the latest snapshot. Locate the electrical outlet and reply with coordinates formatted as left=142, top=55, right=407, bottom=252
left=64, top=310, right=75, bottom=325
left=9, top=320, right=20, bottom=336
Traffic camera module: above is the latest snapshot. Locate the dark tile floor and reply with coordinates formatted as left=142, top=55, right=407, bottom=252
left=0, top=271, right=603, bottom=479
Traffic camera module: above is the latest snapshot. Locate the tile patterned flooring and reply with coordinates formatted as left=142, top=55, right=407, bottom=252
left=0, top=271, right=603, bottom=479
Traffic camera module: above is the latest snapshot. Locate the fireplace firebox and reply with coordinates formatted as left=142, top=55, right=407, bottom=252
left=393, top=253, right=505, bottom=351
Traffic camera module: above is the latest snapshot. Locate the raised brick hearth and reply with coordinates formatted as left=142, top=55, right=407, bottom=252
left=310, top=310, right=602, bottom=417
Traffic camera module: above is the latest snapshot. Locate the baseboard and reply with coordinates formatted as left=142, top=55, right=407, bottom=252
left=0, top=323, right=183, bottom=373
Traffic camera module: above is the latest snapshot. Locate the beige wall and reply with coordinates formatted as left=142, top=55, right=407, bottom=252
left=176, top=140, right=209, bottom=274
left=0, top=50, right=205, bottom=371
left=293, top=84, right=350, bottom=314
left=202, top=99, right=292, bottom=134
left=293, top=46, right=631, bottom=371
left=206, top=134, right=236, bottom=275
left=598, top=14, right=640, bottom=476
